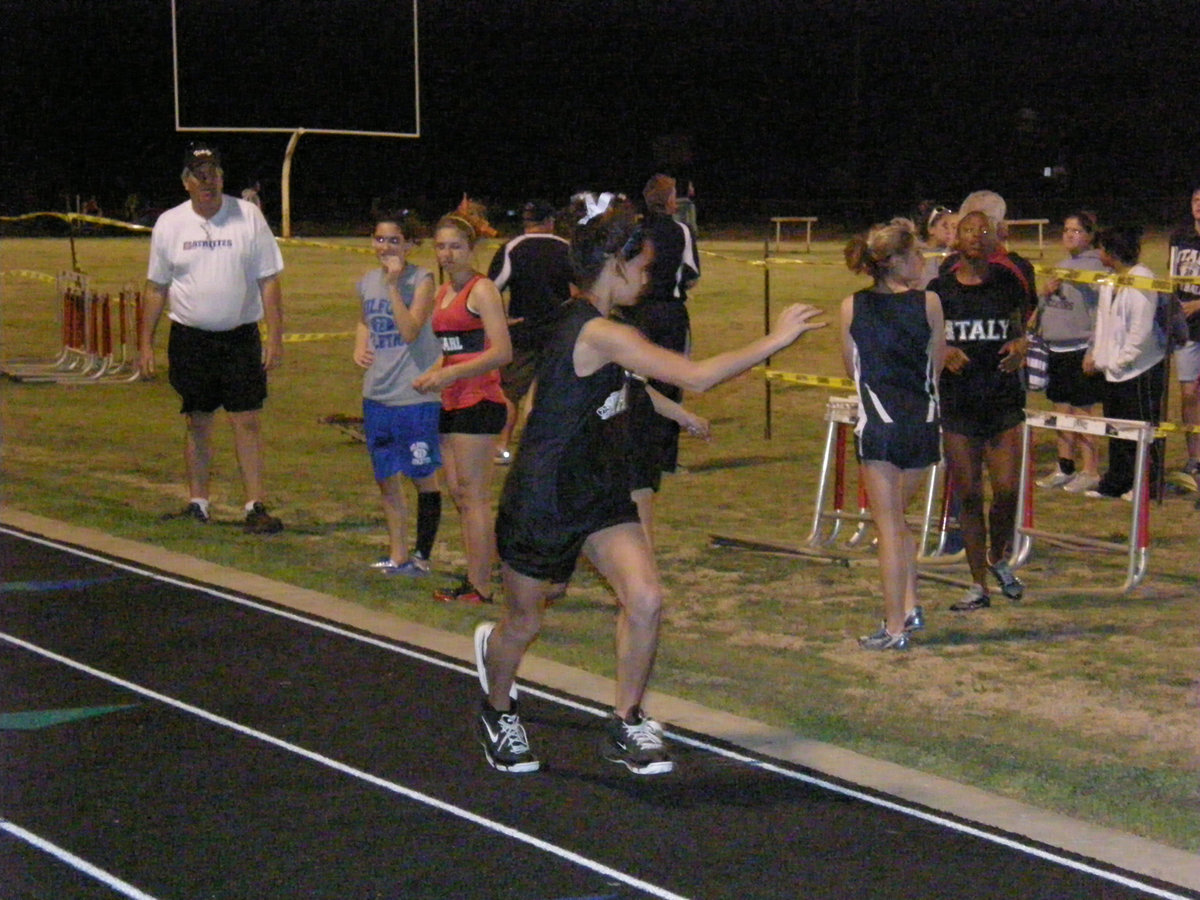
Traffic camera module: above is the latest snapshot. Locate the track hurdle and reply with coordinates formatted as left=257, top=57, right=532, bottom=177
left=2, top=274, right=143, bottom=383
left=1011, top=411, right=1156, bottom=594
left=805, top=396, right=955, bottom=561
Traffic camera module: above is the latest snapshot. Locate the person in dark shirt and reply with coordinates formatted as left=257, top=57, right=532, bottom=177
left=472, top=192, right=823, bottom=776
left=486, top=200, right=573, bottom=464
left=627, top=174, right=701, bottom=475
left=929, top=211, right=1030, bottom=612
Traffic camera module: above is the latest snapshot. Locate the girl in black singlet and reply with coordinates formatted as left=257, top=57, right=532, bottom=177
left=472, top=193, right=825, bottom=777
left=927, top=211, right=1030, bottom=611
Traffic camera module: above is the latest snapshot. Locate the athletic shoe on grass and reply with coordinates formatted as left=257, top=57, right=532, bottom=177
left=434, top=581, right=492, bottom=604
left=858, top=624, right=909, bottom=651
left=369, top=558, right=428, bottom=577
left=474, top=621, right=518, bottom=701
left=989, top=560, right=1024, bottom=600
left=478, top=703, right=539, bottom=773
left=1036, top=469, right=1074, bottom=489
left=161, top=501, right=210, bottom=523
left=1062, top=472, right=1100, bottom=494
left=903, top=605, right=925, bottom=633
left=183, top=501, right=209, bottom=523
left=602, top=710, right=673, bottom=775
left=244, top=502, right=283, bottom=534
left=949, top=585, right=991, bottom=612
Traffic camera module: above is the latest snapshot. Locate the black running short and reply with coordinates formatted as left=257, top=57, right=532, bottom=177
left=167, top=321, right=266, bottom=414
left=439, top=399, right=506, bottom=435
left=1046, top=348, right=1105, bottom=407
left=496, top=499, right=640, bottom=584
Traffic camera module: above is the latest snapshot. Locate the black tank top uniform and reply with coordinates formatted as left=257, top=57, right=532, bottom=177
left=496, top=299, right=640, bottom=582
left=849, top=289, right=941, bottom=468
left=928, top=264, right=1027, bottom=439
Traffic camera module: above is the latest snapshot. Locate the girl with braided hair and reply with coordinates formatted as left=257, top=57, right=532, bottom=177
left=471, top=192, right=825, bottom=776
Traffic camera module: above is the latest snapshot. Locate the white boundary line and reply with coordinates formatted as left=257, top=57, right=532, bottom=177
left=0, top=629, right=692, bottom=900
left=2, top=526, right=1194, bottom=900
left=1, top=818, right=162, bottom=900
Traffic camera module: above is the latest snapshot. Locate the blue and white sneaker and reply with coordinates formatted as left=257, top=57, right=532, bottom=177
left=858, top=624, right=910, bottom=651
left=903, top=605, right=925, bottom=633
left=369, top=558, right=429, bottom=577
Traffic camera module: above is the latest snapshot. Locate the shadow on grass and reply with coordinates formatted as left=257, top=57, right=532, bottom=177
left=924, top=624, right=1122, bottom=647
left=684, top=454, right=794, bottom=473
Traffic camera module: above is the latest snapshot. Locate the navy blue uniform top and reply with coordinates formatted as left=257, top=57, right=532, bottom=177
left=850, top=289, right=938, bottom=427
left=498, top=299, right=634, bottom=525
left=929, top=265, right=1026, bottom=423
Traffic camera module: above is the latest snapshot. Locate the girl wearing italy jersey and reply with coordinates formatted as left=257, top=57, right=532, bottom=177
left=928, top=211, right=1030, bottom=612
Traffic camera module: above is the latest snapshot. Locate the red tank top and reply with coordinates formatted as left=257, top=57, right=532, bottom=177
left=432, top=274, right=505, bottom=411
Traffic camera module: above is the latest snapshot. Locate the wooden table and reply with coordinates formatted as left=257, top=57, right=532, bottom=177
left=1003, top=218, right=1051, bottom=257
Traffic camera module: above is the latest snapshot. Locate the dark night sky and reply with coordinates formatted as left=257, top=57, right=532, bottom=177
left=2, top=0, right=1198, bottom=227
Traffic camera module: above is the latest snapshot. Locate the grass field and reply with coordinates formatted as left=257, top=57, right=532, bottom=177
left=2, top=230, right=1197, bottom=851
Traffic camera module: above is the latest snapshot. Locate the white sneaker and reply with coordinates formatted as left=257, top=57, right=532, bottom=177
left=1036, top=469, right=1074, bottom=489
left=1062, top=473, right=1100, bottom=494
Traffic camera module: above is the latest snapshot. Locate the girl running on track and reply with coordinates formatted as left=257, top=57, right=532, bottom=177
left=841, top=219, right=945, bottom=650
left=472, top=192, right=825, bottom=775
left=413, top=206, right=512, bottom=604
left=928, top=211, right=1031, bottom=612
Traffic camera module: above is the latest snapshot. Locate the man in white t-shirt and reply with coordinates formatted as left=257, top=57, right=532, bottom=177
left=140, top=143, right=286, bottom=533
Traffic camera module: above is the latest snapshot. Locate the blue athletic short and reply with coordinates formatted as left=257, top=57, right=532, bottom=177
left=363, top=399, right=442, bottom=482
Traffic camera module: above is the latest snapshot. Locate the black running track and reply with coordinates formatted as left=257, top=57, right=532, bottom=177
left=1, top=525, right=1194, bottom=900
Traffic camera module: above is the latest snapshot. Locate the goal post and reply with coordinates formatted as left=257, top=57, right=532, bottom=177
left=171, top=0, right=420, bottom=236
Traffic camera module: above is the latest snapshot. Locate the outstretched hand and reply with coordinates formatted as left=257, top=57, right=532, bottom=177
left=772, top=304, right=827, bottom=345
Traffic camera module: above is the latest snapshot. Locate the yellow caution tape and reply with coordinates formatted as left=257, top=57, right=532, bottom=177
left=277, top=237, right=375, bottom=256
left=756, top=366, right=855, bottom=390
left=1030, top=264, right=1200, bottom=293
left=0, top=211, right=150, bottom=232
left=1, top=269, right=58, bottom=283
left=281, top=331, right=356, bottom=344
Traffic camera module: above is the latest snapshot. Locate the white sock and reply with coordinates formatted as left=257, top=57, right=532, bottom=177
left=190, top=498, right=210, bottom=515
left=244, top=500, right=260, bottom=513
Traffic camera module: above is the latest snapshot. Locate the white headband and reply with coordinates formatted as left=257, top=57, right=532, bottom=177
left=577, top=191, right=615, bottom=225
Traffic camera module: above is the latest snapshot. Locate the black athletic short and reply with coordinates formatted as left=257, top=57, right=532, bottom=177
left=167, top=321, right=266, bottom=415
left=496, top=499, right=641, bottom=584
left=1046, top=348, right=1105, bottom=407
left=500, top=348, right=539, bottom=405
left=439, top=399, right=506, bottom=435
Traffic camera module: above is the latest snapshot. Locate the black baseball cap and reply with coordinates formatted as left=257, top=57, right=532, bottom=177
left=522, top=199, right=555, bottom=222
left=183, top=142, right=222, bottom=172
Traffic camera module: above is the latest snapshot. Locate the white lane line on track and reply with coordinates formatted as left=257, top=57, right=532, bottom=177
left=3, top=526, right=1193, bottom=900
left=1, top=818, right=162, bottom=900
left=0, top=630, right=694, bottom=900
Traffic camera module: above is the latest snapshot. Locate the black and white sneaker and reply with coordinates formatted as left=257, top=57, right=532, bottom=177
left=903, top=605, right=925, bottom=633
left=602, top=710, right=673, bottom=775
left=858, top=624, right=909, bottom=651
left=244, top=502, right=283, bottom=534
left=989, top=560, right=1024, bottom=600
left=474, top=621, right=518, bottom=701
left=477, top=703, right=539, bottom=773
left=949, top=585, right=991, bottom=612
